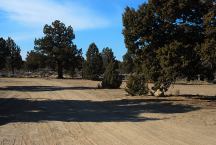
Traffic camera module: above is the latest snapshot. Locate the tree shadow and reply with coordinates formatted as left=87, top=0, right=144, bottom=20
left=165, top=94, right=216, bottom=102
left=0, top=86, right=96, bottom=92
left=181, top=95, right=216, bottom=101
left=174, top=83, right=216, bottom=85
left=0, top=97, right=200, bottom=126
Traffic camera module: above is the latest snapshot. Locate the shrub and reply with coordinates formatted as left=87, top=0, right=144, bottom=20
left=101, top=61, right=122, bottom=89
left=125, top=74, right=148, bottom=96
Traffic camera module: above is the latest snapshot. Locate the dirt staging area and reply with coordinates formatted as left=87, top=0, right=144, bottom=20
left=0, top=78, right=216, bottom=145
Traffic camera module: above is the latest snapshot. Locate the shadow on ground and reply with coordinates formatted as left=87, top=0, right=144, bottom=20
left=0, top=86, right=96, bottom=92
left=181, top=95, right=216, bottom=101
left=166, top=94, right=216, bottom=102
left=0, top=97, right=200, bottom=125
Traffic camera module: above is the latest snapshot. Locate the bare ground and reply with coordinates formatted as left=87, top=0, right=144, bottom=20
left=0, top=78, right=216, bottom=145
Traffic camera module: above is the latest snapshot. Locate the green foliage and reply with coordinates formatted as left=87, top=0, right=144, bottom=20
left=198, top=7, right=216, bottom=80
left=155, top=41, right=193, bottom=91
left=121, top=51, right=135, bottom=74
left=0, top=38, right=9, bottom=69
left=64, top=48, right=83, bottom=77
left=101, top=47, right=115, bottom=72
left=83, top=43, right=103, bottom=80
left=6, top=37, right=22, bottom=74
left=125, top=74, right=148, bottom=96
left=25, top=50, right=47, bottom=71
left=34, top=20, right=82, bottom=79
left=122, top=0, right=216, bottom=94
left=102, top=61, right=122, bottom=89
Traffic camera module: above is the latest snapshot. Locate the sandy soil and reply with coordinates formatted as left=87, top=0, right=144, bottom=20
left=0, top=78, right=216, bottom=145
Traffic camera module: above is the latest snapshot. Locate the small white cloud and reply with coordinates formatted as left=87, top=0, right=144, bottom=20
left=0, top=0, right=110, bottom=30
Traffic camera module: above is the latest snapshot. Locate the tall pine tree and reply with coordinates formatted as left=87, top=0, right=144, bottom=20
left=34, top=20, right=82, bottom=79
left=83, top=43, right=103, bottom=80
left=0, top=38, right=9, bottom=70
left=101, top=47, right=115, bottom=72
left=6, top=37, right=22, bottom=75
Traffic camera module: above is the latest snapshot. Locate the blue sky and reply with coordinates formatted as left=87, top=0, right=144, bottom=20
left=0, top=0, right=146, bottom=60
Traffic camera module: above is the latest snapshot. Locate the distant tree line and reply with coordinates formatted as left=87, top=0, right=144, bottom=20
left=0, top=21, right=123, bottom=88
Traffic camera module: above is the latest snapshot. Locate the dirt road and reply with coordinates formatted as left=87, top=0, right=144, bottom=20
left=0, top=78, right=216, bottom=145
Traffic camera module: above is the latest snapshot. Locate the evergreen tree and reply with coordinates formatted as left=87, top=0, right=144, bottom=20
left=102, top=61, right=122, bottom=89
left=101, top=47, right=115, bottom=72
left=123, top=0, right=216, bottom=95
left=121, top=51, right=135, bottom=74
left=199, top=5, right=216, bottom=80
left=83, top=43, right=103, bottom=80
left=125, top=74, right=148, bottom=96
left=25, top=50, right=47, bottom=71
left=0, top=38, right=9, bottom=70
left=34, top=20, right=82, bottom=79
left=6, top=37, right=22, bottom=74
left=64, top=48, right=83, bottom=77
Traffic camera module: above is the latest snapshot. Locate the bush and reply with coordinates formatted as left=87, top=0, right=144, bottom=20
left=125, top=74, right=148, bottom=96
left=101, top=61, right=122, bottom=89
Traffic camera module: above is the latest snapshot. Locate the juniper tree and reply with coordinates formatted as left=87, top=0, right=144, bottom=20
left=102, top=61, right=122, bottom=89
left=6, top=37, right=22, bottom=74
left=34, top=20, right=82, bottom=79
left=0, top=38, right=9, bottom=70
left=83, top=43, right=103, bottom=80
left=25, top=50, right=47, bottom=71
left=101, top=47, right=115, bottom=72
left=123, top=0, right=216, bottom=95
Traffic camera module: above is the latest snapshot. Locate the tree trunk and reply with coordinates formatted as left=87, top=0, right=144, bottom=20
left=57, top=61, right=63, bottom=79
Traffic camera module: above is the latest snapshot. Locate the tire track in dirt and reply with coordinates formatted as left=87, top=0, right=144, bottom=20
left=30, top=79, right=96, bottom=145
left=0, top=78, right=216, bottom=145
